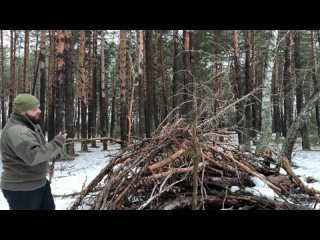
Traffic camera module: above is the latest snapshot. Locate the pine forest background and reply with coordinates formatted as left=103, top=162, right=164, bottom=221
left=0, top=30, right=319, bottom=161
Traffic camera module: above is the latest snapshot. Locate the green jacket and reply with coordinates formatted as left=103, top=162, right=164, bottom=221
left=0, top=111, right=65, bottom=191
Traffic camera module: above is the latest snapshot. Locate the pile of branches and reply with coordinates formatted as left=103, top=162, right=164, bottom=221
left=69, top=119, right=320, bottom=210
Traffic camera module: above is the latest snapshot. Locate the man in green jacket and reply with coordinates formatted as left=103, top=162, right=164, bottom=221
left=0, top=94, right=68, bottom=210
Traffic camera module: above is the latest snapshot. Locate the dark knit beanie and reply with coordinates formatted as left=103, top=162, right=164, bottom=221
left=13, top=94, right=40, bottom=113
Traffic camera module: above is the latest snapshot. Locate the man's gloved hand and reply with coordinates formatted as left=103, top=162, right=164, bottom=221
left=59, top=130, right=68, bottom=139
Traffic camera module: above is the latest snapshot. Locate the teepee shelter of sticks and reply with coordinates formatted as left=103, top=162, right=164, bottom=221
left=69, top=119, right=320, bottom=210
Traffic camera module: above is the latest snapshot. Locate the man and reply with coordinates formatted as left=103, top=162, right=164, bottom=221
left=0, top=94, right=68, bottom=210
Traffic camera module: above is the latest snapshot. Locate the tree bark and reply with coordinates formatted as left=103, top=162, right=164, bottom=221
left=0, top=30, right=5, bottom=128
left=137, top=30, right=146, bottom=138
left=47, top=30, right=55, bottom=141
left=56, top=30, right=65, bottom=135
left=145, top=30, right=154, bottom=137
left=39, top=30, right=46, bottom=132
left=100, top=30, right=107, bottom=150
left=281, top=88, right=320, bottom=160
left=294, top=30, right=310, bottom=150
left=119, top=30, right=127, bottom=146
left=256, top=30, right=278, bottom=155
left=23, top=30, right=29, bottom=93
left=283, top=30, right=293, bottom=137
left=79, top=30, right=88, bottom=151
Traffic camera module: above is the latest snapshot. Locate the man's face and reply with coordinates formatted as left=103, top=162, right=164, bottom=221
left=25, top=107, right=41, bottom=124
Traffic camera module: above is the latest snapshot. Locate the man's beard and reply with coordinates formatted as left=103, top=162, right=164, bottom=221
left=25, top=113, right=41, bottom=124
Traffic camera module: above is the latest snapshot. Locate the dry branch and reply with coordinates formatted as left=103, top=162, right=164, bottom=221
left=279, top=155, right=320, bottom=203
left=66, top=137, right=124, bottom=145
left=147, top=147, right=189, bottom=171
left=145, top=162, right=207, bottom=182
left=68, top=118, right=317, bottom=210
left=220, top=149, right=282, bottom=194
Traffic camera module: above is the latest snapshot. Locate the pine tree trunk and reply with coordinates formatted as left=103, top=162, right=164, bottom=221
left=79, top=30, right=88, bottom=151
left=172, top=30, right=179, bottom=112
left=182, top=30, right=193, bottom=120
left=159, top=31, right=168, bottom=123
left=91, top=31, right=98, bottom=147
left=39, top=30, right=46, bottom=132
left=63, top=30, right=74, bottom=154
left=31, top=31, right=39, bottom=96
left=100, top=30, right=107, bottom=150
left=23, top=30, right=29, bottom=93
left=0, top=30, right=6, bottom=128
left=8, top=30, right=16, bottom=117
left=110, top=70, right=116, bottom=138
left=145, top=30, right=154, bottom=137
left=137, top=30, right=146, bottom=138
left=47, top=30, right=55, bottom=141
left=244, top=30, right=252, bottom=149
left=152, top=31, right=159, bottom=129
left=119, top=30, right=127, bottom=146
left=251, top=30, right=258, bottom=139
left=56, top=30, right=65, bottom=135
left=87, top=31, right=93, bottom=144
left=232, top=30, right=244, bottom=144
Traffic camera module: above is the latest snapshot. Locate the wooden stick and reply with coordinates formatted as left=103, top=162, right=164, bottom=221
left=145, top=162, right=206, bottom=181
left=211, top=147, right=282, bottom=194
left=66, top=137, right=124, bottom=145
left=279, top=155, right=320, bottom=203
left=147, top=147, right=189, bottom=171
